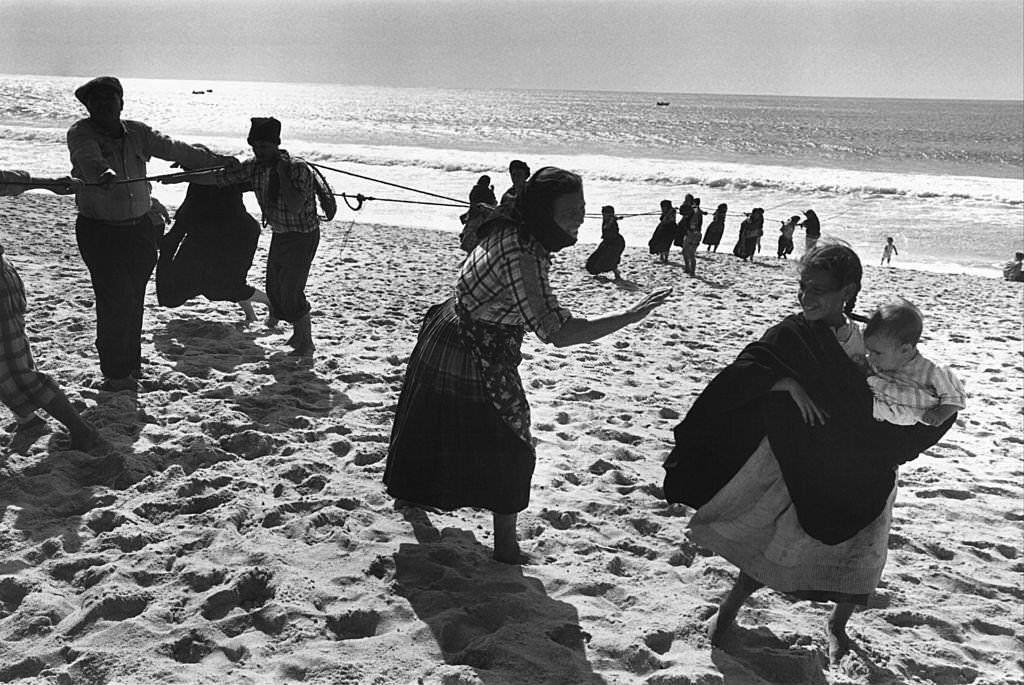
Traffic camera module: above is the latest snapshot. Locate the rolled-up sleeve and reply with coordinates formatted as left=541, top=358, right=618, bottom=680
left=67, top=122, right=113, bottom=183
left=0, top=170, right=30, bottom=197
left=506, top=245, right=571, bottom=343
left=140, top=123, right=224, bottom=169
left=932, top=365, right=967, bottom=409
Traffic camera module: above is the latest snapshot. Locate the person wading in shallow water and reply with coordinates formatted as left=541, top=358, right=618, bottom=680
left=385, top=167, right=672, bottom=564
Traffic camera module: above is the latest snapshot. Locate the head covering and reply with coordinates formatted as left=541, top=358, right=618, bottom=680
left=247, top=117, right=282, bottom=145
left=74, top=76, right=123, bottom=105
left=477, top=175, right=491, bottom=186
left=602, top=205, right=615, bottom=214
left=516, top=166, right=582, bottom=253
left=509, top=159, right=530, bottom=176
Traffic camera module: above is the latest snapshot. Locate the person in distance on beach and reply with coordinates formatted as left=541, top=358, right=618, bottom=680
left=67, top=75, right=234, bottom=391
left=680, top=197, right=704, bottom=276
left=168, top=117, right=321, bottom=357
left=880, top=236, right=898, bottom=265
left=648, top=199, right=676, bottom=263
left=499, top=159, right=530, bottom=206
left=662, top=240, right=954, bottom=663
left=732, top=208, right=763, bottom=261
left=702, top=203, right=727, bottom=252
left=863, top=298, right=965, bottom=427
left=673, top=193, right=695, bottom=252
left=777, top=215, right=798, bottom=259
left=0, top=170, right=100, bottom=451
left=385, top=167, right=672, bottom=564
left=801, top=209, right=821, bottom=251
left=585, top=205, right=626, bottom=280
left=459, top=175, right=498, bottom=253
left=1003, top=251, right=1024, bottom=282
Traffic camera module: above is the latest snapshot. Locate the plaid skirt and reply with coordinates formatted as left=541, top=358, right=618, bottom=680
left=384, top=298, right=535, bottom=514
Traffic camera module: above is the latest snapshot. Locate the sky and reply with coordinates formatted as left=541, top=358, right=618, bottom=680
left=0, top=0, right=1021, bottom=100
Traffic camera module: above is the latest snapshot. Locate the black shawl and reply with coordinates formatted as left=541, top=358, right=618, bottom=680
left=663, top=314, right=953, bottom=544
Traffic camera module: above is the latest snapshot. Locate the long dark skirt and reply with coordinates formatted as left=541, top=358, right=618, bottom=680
left=586, top=235, right=625, bottom=275
left=156, top=184, right=259, bottom=307
left=385, top=299, right=535, bottom=514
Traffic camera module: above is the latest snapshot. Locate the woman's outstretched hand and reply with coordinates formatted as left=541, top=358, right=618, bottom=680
left=772, top=377, right=829, bottom=425
left=626, top=286, right=673, bottom=322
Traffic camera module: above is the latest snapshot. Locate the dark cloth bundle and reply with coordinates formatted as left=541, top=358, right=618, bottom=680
left=663, top=313, right=953, bottom=544
left=156, top=183, right=259, bottom=307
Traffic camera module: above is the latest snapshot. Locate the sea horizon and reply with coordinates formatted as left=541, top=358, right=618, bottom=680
left=2, top=73, right=1021, bottom=279
left=5, top=71, right=1023, bottom=106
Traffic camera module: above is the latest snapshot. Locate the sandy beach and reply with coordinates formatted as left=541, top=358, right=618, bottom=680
left=0, top=193, right=1021, bottom=685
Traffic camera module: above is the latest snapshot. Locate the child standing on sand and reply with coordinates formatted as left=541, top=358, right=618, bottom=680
left=880, top=236, right=898, bottom=265
left=863, top=298, right=965, bottom=426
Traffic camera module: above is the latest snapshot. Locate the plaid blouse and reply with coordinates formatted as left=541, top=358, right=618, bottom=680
left=216, top=150, right=319, bottom=233
left=456, top=222, right=571, bottom=343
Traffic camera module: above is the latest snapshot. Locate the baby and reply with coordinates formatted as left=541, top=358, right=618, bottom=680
left=863, top=298, right=965, bottom=426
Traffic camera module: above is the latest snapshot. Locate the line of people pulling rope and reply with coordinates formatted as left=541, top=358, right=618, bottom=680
left=1, top=75, right=970, bottom=662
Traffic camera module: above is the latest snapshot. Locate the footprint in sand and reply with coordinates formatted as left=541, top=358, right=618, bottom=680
left=60, top=588, right=150, bottom=636
left=200, top=567, right=275, bottom=620
left=914, top=488, right=974, bottom=500
left=561, top=387, right=606, bottom=401
left=326, top=609, right=381, bottom=640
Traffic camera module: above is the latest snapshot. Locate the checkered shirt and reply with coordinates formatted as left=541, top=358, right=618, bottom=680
left=456, top=222, right=571, bottom=343
left=216, top=150, right=319, bottom=233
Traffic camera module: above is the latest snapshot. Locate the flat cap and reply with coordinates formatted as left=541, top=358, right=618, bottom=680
left=74, top=76, right=123, bottom=105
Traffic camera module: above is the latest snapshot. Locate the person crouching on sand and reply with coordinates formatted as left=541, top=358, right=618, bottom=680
left=585, top=205, right=626, bottom=280
left=385, top=167, right=672, bottom=564
left=0, top=170, right=99, bottom=451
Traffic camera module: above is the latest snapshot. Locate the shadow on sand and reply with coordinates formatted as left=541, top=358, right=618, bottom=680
left=393, top=508, right=605, bottom=685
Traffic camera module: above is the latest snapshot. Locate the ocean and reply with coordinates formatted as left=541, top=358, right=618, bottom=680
left=1, top=74, right=1021, bottom=278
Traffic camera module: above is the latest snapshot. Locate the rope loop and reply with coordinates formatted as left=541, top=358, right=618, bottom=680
left=341, top=193, right=366, bottom=211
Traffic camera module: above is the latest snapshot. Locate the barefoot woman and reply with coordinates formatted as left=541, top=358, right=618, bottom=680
left=386, top=167, right=670, bottom=563
left=663, top=241, right=954, bottom=661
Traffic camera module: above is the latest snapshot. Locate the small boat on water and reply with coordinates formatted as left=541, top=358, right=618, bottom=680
left=656, top=101, right=670, bottom=106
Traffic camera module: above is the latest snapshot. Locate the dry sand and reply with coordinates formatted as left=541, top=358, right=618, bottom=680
left=0, top=194, right=1021, bottom=685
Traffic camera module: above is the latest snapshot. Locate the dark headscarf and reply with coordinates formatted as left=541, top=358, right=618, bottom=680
left=477, top=166, right=582, bottom=253
left=517, top=166, right=582, bottom=252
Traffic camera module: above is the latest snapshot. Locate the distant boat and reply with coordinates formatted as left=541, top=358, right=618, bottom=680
left=192, top=90, right=206, bottom=95
left=656, top=101, right=670, bottom=106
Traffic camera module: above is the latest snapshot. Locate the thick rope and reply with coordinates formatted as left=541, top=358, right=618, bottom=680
left=310, top=161, right=468, bottom=206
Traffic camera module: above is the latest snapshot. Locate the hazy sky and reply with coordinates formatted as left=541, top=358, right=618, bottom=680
left=1, top=0, right=1021, bottom=100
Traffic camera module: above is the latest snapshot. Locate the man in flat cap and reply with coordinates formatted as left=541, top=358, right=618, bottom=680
left=170, top=116, right=321, bottom=357
left=67, top=76, right=234, bottom=390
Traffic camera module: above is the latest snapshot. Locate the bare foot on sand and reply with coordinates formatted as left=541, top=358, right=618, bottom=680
left=828, top=618, right=853, bottom=664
